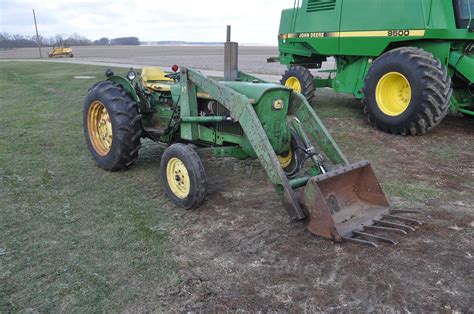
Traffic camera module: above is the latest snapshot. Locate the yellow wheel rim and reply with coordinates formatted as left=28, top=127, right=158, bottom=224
left=285, top=76, right=302, bottom=93
left=88, top=101, right=113, bottom=156
left=375, top=72, right=412, bottom=116
left=166, top=157, right=190, bottom=199
left=278, top=148, right=293, bottom=168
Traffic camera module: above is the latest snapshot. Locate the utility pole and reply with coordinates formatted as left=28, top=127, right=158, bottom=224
left=32, top=9, right=43, bottom=59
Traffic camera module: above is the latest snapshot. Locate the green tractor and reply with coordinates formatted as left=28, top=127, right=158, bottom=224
left=274, top=0, right=474, bottom=135
left=83, top=65, right=422, bottom=247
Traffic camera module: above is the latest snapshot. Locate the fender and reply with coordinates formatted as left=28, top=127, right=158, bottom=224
left=106, top=76, right=140, bottom=103
left=449, top=51, right=474, bottom=83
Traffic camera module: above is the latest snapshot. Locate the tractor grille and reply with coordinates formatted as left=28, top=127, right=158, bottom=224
left=306, top=0, right=336, bottom=12
left=215, top=102, right=244, bottom=136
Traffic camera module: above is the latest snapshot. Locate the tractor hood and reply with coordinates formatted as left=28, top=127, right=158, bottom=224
left=221, top=81, right=291, bottom=104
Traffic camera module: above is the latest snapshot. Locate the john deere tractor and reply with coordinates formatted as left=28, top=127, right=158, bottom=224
left=83, top=64, right=422, bottom=247
left=274, top=0, right=474, bottom=135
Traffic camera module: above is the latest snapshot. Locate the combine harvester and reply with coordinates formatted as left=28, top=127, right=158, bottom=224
left=273, top=0, right=474, bottom=135
left=83, top=28, right=422, bottom=247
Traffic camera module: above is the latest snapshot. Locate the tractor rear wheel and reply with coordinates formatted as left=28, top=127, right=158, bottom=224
left=83, top=81, right=142, bottom=171
left=161, top=144, right=208, bottom=209
left=363, top=47, right=452, bottom=135
left=281, top=66, right=315, bottom=101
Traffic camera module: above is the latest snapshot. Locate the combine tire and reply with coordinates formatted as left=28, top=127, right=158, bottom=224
left=363, top=47, right=452, bottom=135
left=278, top=130, right=307, bottom=178
left=83, top=81, right=142, bottom=171
left=281, top=66, right=315, bottom=101
left=161, top=144, right=208, bottom=209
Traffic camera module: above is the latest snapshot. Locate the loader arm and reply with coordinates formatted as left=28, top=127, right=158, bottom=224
left=179, top=68, right=421, bottom=247
left=184, top=68, right=306, bottom=220
left=182, top=68, right=352, bottom=222
left=289, top=92, right=349, bottom=166
left=238, top=71, right=349, bottom=165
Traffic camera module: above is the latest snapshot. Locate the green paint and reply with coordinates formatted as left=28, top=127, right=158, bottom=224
left=181, top=116, right=229, bottom=123
left=449, top=50, right=474, bottom=82
left=288, top=176, right=310, bottom=189
left=179, top=72, right=199, bottom=140
left=278, top=0, right=474, bottom=114
left=212, top=146, right=249, bottom=159
left=97, top=67, right=350, bottom=221
left=107, top=76, right=140, bottom=102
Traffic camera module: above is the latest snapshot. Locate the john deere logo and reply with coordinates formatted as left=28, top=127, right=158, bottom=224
left=273, top=99, right=284, bottom=110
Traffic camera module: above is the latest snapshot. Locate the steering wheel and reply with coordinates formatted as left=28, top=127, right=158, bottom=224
left=165, top=72, right=181, bottom=80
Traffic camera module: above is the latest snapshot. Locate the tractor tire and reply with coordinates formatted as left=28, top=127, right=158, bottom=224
left=161, top=144, right=208, bottom=209
left=83, top=81, right=142, bottom=171
left=363, top=47, right=452, bottom=135
left=278, top=129, right=307, bottom=178
left=69, top=53, right=73, bottom=58
left=281, top=66, right=315, bottom=101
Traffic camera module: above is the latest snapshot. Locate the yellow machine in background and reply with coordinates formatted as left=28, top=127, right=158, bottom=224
left=48, top=45, right=73, bottom=58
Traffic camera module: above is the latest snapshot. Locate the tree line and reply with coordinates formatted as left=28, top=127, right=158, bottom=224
left=0, top=32, right=140, bottom=49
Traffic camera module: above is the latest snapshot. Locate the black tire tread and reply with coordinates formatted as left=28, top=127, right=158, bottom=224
left=363, top=47, right=452, bottom=135
left=281, top=129, right=307, bottom=178
left=160, top=144, right=207, bottom=209
left=280, top=65, right=315, bottom=101
left=83, top=81, right=142, bottom=171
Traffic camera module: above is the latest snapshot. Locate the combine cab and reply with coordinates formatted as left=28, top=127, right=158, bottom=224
left=48, top=45, right=73, bottom=58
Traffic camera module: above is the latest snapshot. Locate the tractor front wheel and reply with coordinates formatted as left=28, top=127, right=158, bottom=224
left=363, top=47, right=452, bottom=135
left=83, top=81, right=142, bottom=171
left=278, top=130, right=307, bottom=178
left=161, top=144, right=208, bottom=209
left=281, top=66, right=315, bottom=101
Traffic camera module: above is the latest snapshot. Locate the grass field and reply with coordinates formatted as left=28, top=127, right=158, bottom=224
left=1, top=61, right=472, bottom=312
left=0, top=62, right=179, bottom=311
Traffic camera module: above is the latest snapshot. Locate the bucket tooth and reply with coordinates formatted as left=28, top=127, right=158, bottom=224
left=382, top=214, right=423, bottom=225
left=363, top=225, right=408, bottom=235
left=343, top=237, right=378, bottom=248
left=352, top=231, right=397, bottom=245
left=373, top=219, right=415, bottom=232
left=390, top=209, right=423, bottom=215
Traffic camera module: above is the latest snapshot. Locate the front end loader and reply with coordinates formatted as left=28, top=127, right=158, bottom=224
left=83, top=65, right=421, bottom=247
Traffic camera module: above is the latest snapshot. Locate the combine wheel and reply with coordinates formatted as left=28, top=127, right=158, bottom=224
left=83, top=81, right=142, bottom=171
left=277, top=130, right=307, bottom=178
left=281, top=66, right=315, bottom=101
left=161, top=144, right=208, bottom=209
left=363, top=47, right=452, bottom=135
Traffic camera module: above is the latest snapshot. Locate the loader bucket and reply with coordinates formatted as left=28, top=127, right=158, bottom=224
left=302, top=161, right=391, bottom=242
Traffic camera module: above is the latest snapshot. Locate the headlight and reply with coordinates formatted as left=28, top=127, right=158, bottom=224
left=127, top=69, right=136, bottom=81
left=272, top=99, right=284, bottom=110
left=105, top=69, right=114, bottom=77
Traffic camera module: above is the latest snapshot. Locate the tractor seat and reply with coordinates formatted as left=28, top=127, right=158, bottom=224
left=141, top=67, right=173, bottom=92
left=141, top=67, right=212, bottom=98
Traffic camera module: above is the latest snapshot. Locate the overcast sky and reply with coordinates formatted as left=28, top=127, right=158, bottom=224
left=0, top=0, right=293, bottom=45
